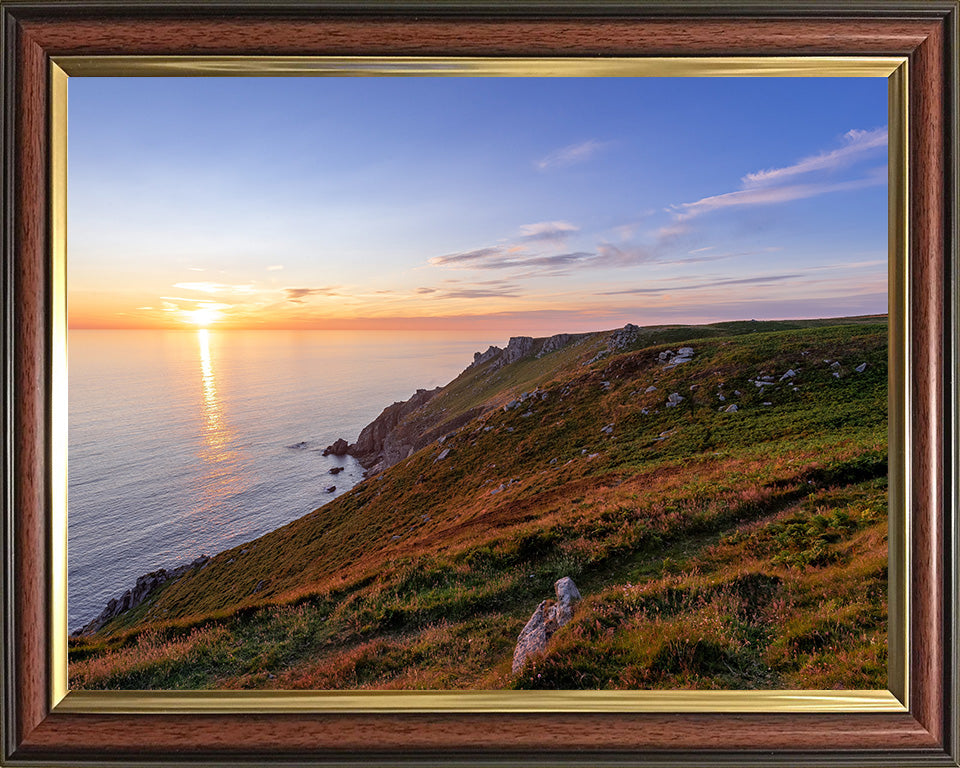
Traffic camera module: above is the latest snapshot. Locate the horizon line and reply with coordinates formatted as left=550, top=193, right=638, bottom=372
left=68, top=312, right=889, bottom=335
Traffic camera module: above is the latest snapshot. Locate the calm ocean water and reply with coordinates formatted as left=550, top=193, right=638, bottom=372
left=68, top=329, right=496, bottom=630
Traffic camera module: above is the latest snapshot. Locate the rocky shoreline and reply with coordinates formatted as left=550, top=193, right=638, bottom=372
left=72, top=555, right=210, bottom=637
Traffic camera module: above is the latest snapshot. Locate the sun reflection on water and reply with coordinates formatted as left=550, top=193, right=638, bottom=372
left=195, top=329, right=248, bottom=521
left=198, top=329, right=223, bottom=440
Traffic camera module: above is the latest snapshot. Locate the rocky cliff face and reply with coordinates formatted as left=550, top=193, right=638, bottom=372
left=468, top=332, right=578, bottom=371
left=341, top=387, right=442, bottom=474
left=471, top=345, right=502, bottom=367
left=347, top=399, right=486, bottom=476
left=500, top=336, right=535, bottom=366
left=538, top=333, right=573, bottom=357
left=331, top=331, right=581, bottom=477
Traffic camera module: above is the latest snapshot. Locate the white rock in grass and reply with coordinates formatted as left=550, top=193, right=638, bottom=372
left=512, top=577, right=581, bottom=674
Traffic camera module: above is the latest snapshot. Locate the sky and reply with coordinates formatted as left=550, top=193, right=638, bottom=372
left=68, top=76, right=888, bottom=334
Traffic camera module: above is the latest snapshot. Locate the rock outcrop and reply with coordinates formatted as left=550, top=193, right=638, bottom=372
left=73, top=555, right=210, bottom=636
left=472, top=345, right=502, bottom=368
left=337, top=387, right=488, bottom=477
left=512, top=576, right=581, bottom=674
left=336, top=387, right=441, bottom=472
left=609, top=323, right=640, bottom=351
left=538, top=333, right=573, bottom=357
left=660, top=347, right=694, bottom=369
left=322, top=438, right=349, bottom=457
left=469, top=333, right=578, bottom=371
left=501, top=336, right=535, bottom=366
left=586, top=323, right=644, bottom=364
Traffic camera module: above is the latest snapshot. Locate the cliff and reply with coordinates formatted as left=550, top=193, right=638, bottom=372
left=344, top=387, right=443, bottom=473
left=329, top=331, right=586, bottom=475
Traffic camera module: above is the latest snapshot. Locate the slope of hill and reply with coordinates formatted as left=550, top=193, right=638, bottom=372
left=69, top=317, right=888, bottom=691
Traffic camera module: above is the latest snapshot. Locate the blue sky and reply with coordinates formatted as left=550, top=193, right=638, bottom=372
left=68, top=76, right=888, bottom=333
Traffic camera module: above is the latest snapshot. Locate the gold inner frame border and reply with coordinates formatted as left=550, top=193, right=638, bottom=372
left=49, top=55, right=909, bottom=715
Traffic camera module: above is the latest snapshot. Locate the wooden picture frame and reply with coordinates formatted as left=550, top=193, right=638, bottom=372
left=1, top=2, right=957, bottom=765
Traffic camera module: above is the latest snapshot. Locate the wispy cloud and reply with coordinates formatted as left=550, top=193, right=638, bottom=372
left=284, top=287, right=338, bottom=303
left=516, top=252, right=595, bottom=269
left=601, top=273, right=803, bottom=295
left=410, top=278, right=521, bottom=300
left=161, top=295, right=215, bottom=303
left=431, top=245, right=595, bottom=271
left=430, top=217, right=732, bottom=276
left=670, top=171, right=885, bottom=223
left=667, top=128, right=887, bottom=225
left=654, top=223, right=689, bottom=240
left=592, top=242, right=734, bottom=268
left=173, top=281, right=255, bottom=294
left=594, top=243, right=657, bottom=268
left=518, top=221, right=579, bottom=244
left=430, top=247, right=503, bottom=267
left=536, top=140, right=607, bottom=171
left=743, top=127, right=887, bottom=186
left=429, top=220, right=591, bottom=273
left=441, top=286, right=521, bottom=299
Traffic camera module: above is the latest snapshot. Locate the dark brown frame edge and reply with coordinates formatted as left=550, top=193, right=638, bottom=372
left=1, top=2, right=957, bottom=766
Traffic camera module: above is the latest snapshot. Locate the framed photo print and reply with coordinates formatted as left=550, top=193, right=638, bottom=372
left=1, top=2, right=957, bottom=766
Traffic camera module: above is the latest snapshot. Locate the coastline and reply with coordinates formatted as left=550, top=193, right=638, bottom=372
left=70, top=333, right=559, bottom=635
left=67, top=330, right=496, bottom=632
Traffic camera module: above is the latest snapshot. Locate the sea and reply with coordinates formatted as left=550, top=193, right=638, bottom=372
left=68, top=329, right=498, bottom=631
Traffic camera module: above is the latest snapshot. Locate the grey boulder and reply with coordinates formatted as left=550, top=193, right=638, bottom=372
left=512, top=576, right=582, bottom=674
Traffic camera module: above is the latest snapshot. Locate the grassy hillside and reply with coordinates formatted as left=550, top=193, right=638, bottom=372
left=69, top=317, right=888, bottom=690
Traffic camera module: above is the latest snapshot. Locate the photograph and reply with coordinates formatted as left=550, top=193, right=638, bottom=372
left=65, top=74, right=891, bottom=692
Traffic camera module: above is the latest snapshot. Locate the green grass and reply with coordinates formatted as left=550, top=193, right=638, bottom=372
left=69, top=317, right=889, bottom=691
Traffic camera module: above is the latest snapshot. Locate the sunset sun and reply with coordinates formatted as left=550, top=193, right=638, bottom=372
left=184, top=307, right=221, bottom=327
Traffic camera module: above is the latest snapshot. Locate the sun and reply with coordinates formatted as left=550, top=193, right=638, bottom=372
left=184, top=307, right=222, bottom=327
